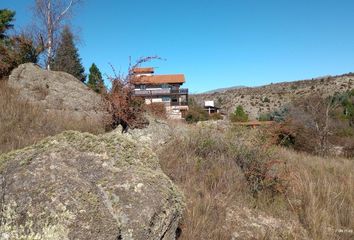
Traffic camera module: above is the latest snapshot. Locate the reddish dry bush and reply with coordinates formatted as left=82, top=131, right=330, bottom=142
left=144, top=102, right=167, bottom=119
left=105, top=57, right=162, bottom=131
left=105, top=81, right=146, bottom=131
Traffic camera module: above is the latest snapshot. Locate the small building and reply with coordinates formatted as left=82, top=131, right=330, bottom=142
left=132, top=67, right=189, bottom=119
left=204, top=100, right=221, bottom=115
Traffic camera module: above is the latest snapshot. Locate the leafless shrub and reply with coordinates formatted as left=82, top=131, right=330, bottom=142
left=144, top=103, right=167, bottom=119
left=105, top=56, right=162, bottom=131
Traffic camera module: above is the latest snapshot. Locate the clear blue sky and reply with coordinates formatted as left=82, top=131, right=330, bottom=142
left=3, top=0, right=354, bottom=93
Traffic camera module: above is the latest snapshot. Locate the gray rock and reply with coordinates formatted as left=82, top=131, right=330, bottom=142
left=0, top=130, right=184, bottom=240
left=8, top=63, right=108, bottom=123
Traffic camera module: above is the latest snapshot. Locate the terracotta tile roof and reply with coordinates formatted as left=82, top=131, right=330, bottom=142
left=132, top=74, right=185, bottom=84
left=132, top=67, right=154, bottom=74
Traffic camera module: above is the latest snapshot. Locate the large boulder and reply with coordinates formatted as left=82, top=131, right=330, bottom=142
left=0, top=130, right=184, bottom=240
left=8, top=63, right=107, bottom=122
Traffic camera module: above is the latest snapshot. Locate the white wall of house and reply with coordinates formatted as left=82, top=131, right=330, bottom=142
left=145, top=98, right=163, bottom=104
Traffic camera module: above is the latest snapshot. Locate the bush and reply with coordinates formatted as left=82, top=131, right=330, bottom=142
left=208, top=112, right=223, bottom=120
left=185, top=97, right=209, bottom=123
left=185, top=106, right=208, bottom=123
left=258, top=113, right=272, bottom=121
left=277, top=93, right=354, bottom=157
left=158, top=126, right=288, bottom=239
left=230, top=105, right=248, bottom=122
left=262, top=97, right=270, bottom=103
left=144, top=102, right=167, bottom=119
left=0, top=35, right=42, bottom=78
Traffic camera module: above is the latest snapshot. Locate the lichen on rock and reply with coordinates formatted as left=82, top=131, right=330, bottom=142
left=0, top=129, right=184, bottom=240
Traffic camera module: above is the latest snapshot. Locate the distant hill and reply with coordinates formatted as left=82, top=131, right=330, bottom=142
left=193, top=73, right=354, bottom=119
left=202, top=86, right=246, bottom=94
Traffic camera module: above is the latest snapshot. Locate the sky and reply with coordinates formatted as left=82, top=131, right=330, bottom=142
left=2, top=0, right=354, bottom=93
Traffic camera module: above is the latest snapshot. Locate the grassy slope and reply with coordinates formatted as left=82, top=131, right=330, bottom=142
left=158, top=123, right=354, bottom=239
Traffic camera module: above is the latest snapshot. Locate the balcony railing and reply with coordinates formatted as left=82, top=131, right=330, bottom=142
left=170, top=101, right=188, bottom=106
left=171, top=88, right=188, bottom=94
left=134, top=88, right=188, bottom=96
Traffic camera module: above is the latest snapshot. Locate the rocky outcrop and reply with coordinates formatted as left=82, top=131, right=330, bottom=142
left=0, top=130, right=184, bottom=240
left=8, top=63, right=107, bottom=123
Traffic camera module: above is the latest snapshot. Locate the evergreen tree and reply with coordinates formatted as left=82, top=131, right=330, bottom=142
left=52, top=26, right=86, bottom=82
left=87, top=63, right=105, bottom=93
left=230, top=105, right=249, bottom=122
left=0, top=9, right=15, bottom=40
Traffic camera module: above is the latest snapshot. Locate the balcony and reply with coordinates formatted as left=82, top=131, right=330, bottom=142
left=171, top=88, right=188, bottom=94
left=170, top=101, right=188, bottom=106
left=134, top=88, right=188, bottom=96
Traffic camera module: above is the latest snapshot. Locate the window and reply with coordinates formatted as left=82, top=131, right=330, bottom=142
left=140, top=85, right=146, bottom=90
left=161, top=84, right=169, bottom=89
left=162, top=97, right=170, bottom=102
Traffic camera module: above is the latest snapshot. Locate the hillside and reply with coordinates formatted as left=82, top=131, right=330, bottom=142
left=194, top=73, right=354, bottom=119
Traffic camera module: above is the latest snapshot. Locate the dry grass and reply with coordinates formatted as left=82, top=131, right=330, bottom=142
left=281, top=148, right=354, bottom=239
left=158, top=123, right=354, bottom=239
left=158, top=125, right=290, bottom=239
left=0, top=81, right=105, bottom=154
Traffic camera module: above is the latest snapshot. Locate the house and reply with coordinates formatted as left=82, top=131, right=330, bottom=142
left=132, top=67, right=189, bottom=119
left=204, top=100, right=221, bottom=115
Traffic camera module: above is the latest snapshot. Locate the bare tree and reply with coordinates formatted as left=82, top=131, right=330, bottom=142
left=33, top=0, right=81, bottom=70
left=288, top=93, right=339, bottom=156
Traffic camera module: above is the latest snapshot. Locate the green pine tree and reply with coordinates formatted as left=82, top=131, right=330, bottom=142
left=87, top=63, right=105, bottom=93
left=230, top=105, right=249, bottom=122
left=0, top=9, right=15, bottom=40
left=52, top=26, right=86, bottom=82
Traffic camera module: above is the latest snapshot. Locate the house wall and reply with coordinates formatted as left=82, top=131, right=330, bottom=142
left=133, top=84, right=187, bottom=119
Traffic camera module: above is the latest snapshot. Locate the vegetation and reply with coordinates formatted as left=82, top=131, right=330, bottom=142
left=87, top=63, right=105, bottom=93
left=105, top=57, right=161, bottom=130
left=273, top=92, right=354, bottom=157
left=0, top=10, right=42, bottom=78
left=185, top=98, right=209, bottom=123
left=33, top=0, right=82, bottom=70
left=229, top=105, right=248, bottom=122
left=158, top=126, right=287, bottom=239
left=158, top=124, right=354, bottom=239
left=144, top=102, right=167, bottom=119
left=52, top=26, right=86, bottom=82
left=258, top=112, right=272, bottom=121
left=0, top=9, right=15, bottom=40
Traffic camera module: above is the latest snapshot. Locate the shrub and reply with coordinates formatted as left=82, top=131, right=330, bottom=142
left=208, top=112, right=223, bottom=120
left=263, top=97, right=270, bottom=103
left=277, top=93, right=354, bottom=157
left=185, top=106, right=208, bottom=123
left=185, top=97, right=209, bottom=123
left=0, top=34, right=42, bottom=78
left=230, top=105, right=248, bottom=122
left=258, top=113, right=272, bottom=121
left=144, top=102, right=167, bottom=119
left=158, top=126, right=288, bottom=239
left=105, top=57, right=161, bottom=130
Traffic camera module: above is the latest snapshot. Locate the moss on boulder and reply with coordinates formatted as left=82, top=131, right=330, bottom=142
left=0, top=130, right=184, bottom=240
